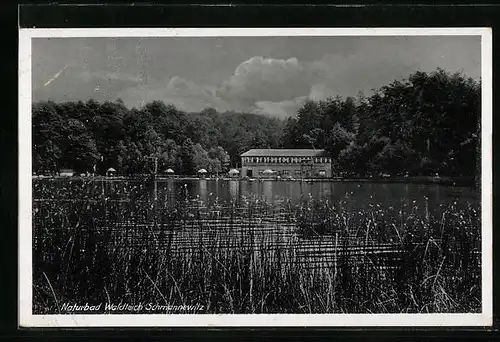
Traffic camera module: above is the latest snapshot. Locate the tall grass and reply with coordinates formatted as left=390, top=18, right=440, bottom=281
left=32, top=178, right=481, bottom=314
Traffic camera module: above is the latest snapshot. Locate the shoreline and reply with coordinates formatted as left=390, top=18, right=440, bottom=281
left=32, top=175, right=475, bottom=187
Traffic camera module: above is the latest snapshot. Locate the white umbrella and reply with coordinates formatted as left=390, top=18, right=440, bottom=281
left=166, top=168, right=175, bottom=174
left=197, top=169, right=208, bottom=174
left=263, top=169, right=274, bottom=175
left=228, top=168, right=240, bottom=175
left=107, top=167, right=116, bottom=173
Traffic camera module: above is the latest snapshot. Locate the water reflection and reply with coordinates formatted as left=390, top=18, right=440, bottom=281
left=166, top=179, right=176, bottom=205
left=262, top=180, right=273, bottom=200
left=199, top=179, right=208, bottom=202
left=228, top=180, right=239, bottom=199
left=155, top=179, right=477, bottom=215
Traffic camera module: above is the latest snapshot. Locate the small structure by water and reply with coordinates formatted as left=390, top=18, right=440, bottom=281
left=228, top=168, right=240, bottom=178
left=198, top=168, right=208, bottom=178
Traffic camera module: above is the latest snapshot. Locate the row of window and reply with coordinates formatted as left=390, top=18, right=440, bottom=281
left=257, top=170, right=326, bottom=176
left=242, top=157, right=331, bottom=164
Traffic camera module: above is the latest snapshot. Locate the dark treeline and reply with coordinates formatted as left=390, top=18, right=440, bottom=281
left=284, top=68, right=480, bottom=177
left=33, top=101, right=283, bottom=175
left=33, top=68, right=480, bottom=177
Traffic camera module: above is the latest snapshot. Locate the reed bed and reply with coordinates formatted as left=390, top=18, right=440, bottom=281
left=32, top=178, right=481, bottom=314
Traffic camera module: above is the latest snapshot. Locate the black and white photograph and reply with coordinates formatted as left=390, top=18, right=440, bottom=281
left=18, top=28, right=492, bottom=327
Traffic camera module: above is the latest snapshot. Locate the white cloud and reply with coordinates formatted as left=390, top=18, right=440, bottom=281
left=78, top=47, right=481, bottom=117
left=117, top=76, right=231, bottom=112
left=216, top=56, right=314, bottom=106
left=116, top=56, right=351, bottom=116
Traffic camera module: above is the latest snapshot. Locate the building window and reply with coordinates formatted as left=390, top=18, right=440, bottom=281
left=282, top=170, right=289, bottom=175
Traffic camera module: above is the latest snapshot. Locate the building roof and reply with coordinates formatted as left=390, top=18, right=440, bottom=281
left=241, top=149, right=327, bottom=157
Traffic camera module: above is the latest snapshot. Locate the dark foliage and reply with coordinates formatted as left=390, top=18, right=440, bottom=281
left=33, top=68, right=480, bottom=177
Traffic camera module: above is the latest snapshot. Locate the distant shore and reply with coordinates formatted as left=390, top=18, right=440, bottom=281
left=33, top=174, right=476, bottom=187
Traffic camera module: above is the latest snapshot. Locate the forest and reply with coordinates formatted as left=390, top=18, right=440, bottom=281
left=32, top=68, right=480, bottom=177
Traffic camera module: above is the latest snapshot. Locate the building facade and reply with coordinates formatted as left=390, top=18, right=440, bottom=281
left=240, top=149, right=332, bottom=178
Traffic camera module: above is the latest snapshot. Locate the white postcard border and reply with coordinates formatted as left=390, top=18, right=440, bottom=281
left=18, top=27, right=493, bottom=327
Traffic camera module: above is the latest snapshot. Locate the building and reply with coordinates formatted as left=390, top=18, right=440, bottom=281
left=240, top=149, right=332, bottom=178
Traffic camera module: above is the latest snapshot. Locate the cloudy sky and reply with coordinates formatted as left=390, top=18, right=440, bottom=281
left=32, top=36, right=481, bottom=118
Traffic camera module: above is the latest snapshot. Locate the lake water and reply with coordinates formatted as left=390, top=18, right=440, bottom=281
left=33, top=178, right=479, bottom=215
left=154, top=179, right=478, bottom=215
left=32, top=177, right=482, bottom=306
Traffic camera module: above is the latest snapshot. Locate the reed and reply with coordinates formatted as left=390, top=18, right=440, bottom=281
left=32, top=178, right=481, bottom=314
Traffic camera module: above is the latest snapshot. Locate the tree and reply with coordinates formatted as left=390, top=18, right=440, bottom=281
left=208, top=146, right=230, bottom=173
left=32, top=101, right=64, bottom=173
left=192, top=143, right=210, bottom=171
left=61, top=118, right=99, bottom=173
left=178, top=138, right=196, bottom=175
